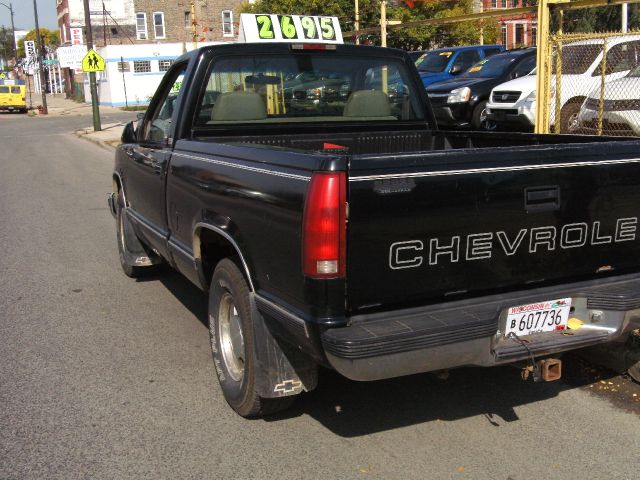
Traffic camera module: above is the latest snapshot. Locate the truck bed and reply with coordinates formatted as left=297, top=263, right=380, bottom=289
left=191, top=129, right=640, bottom=314
left=201, top=129, right=621, bottom=156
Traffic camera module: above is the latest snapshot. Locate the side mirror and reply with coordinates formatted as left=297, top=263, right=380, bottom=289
left=450, top=64, right=464, bottom=75
left=121, top=121, right=137, bottom=144
left=136, top=111, right=146, bottom=121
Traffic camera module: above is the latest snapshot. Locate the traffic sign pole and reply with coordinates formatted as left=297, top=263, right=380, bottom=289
left=32, top=0, right=48, bottom=114
left=83, top=0, right=101, bottom=131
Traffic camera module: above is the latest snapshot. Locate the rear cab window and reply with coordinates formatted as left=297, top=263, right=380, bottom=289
left=193, top=51, right=426, bottom=127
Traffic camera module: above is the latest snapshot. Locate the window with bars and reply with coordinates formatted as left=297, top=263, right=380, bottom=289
left=136, top=12, right=147, bottom=40
left=159, top=60, right=174, bottom=72
left=222, top=10, right=234, bottom=37
left=153, top=12, right=166, bottom=39
left=515, top=24, right=525, bottom=46
left=133, top=60, right=152, bottom=73
left=531, top=26, right=537, bottom=46
left=117, top=61, right=130, bottom=72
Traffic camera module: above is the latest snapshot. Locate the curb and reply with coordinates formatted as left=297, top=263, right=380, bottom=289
left=74, top=129, right=118, bottom=152
left=73, top=123, right=124, bottom=152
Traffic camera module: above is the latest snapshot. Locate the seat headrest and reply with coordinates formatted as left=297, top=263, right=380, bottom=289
left=211, top=91, right=267, bottom=121
left=344, top=90, right=391, bottom=117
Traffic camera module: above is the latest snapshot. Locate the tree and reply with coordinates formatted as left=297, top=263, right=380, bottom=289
left=0, top=26, right=15, bottom=66
left=386, top=0, right=497, bottom=50
left=552, top=4, right=640, bottom=33
left=16, top=28, right=60, bottom=59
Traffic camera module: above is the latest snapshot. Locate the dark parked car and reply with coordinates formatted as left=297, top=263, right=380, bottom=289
left=426, top=48, right=537, bottom=130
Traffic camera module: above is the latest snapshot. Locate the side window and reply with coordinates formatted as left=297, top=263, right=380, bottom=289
left=11, top=87, right=21, bottom=94
left=0, top=86, right=9, bottom=94
left=143, top=65, right=186, bottom=143
left=452, top=50, right=481, bottom=73
left=604, top=41, right=640, bottom=75
left=512, top=55, right=536, bottom=78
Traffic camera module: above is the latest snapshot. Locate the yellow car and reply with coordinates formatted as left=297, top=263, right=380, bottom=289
left=0, top=83, right=27, bottom=113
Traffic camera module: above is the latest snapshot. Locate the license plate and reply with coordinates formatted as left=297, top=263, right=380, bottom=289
left=504, top=298, right=572, bottom=337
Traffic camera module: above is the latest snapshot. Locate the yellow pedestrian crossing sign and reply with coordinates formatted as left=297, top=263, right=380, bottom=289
left=82, top=49, right=105, bottom=72
left=0, top=73, right=6, bottom=79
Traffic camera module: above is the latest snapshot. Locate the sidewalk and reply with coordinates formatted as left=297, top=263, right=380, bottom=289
left=75, top=122, right=125, bottom=151
left=42, top=94, right=123, bottom=117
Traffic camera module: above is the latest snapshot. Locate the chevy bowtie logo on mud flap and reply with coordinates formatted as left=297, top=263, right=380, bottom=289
left=274, top=380, right=303, bottom=394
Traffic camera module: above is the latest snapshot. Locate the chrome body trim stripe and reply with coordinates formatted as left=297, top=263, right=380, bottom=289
left=349, top=157, right=640, bottom=182
left=173, top=152, right=311, bottom=182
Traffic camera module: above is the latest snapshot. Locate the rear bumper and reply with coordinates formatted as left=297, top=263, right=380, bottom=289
left=0, top=105, right=26, bottom=111
left=486, top=108, right=534, bottom=129
left=322, top=273, right=640, bottom=380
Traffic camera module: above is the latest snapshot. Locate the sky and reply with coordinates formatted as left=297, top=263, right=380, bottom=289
left=0, top=0, right=58, bottom=32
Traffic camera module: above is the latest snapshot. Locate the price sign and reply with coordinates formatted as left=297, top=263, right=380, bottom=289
left=239, top=14, right=343, bottom=44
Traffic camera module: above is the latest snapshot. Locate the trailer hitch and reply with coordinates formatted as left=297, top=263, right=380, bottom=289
left=507, top=332, right=562, bottom=382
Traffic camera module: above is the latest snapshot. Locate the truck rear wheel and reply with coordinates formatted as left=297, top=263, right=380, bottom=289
left=208, top=258, right=295, bottom=417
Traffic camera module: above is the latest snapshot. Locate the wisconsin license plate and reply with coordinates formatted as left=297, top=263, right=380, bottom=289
left=504, top=298, right=572, bottom=337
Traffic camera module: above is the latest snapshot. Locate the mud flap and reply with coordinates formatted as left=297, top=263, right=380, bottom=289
left=249, top=293, right=318, bottom=398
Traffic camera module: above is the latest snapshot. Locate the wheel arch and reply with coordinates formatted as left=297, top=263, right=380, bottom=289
left=193, top=222, right=255, bottom=292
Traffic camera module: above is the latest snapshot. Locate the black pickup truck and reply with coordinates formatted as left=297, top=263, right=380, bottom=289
left=109, top=42, right=640, bottom=417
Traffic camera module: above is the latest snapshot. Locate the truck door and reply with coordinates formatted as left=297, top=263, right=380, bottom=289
left=122, top=64, right=186, bottom=259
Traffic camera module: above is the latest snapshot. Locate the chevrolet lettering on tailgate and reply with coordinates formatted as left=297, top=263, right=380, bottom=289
left=390, top=217, right=638, bottom=269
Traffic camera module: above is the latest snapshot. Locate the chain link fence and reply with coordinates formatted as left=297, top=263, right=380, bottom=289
left=548, top=31, right=640, bottom=136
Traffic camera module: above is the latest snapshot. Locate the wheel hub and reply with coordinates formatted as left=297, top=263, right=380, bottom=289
left=218, top=293, right=245, bottom=382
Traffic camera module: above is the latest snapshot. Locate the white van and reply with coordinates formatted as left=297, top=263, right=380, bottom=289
left=487, top=35, right=640, bottom=132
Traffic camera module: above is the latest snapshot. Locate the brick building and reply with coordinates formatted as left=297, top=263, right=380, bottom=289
left=132, top=0, right=244, bottom=43
left=57, top=0, right=137, bottom=47
left=57, top=0, right=244, bottom=47
left=476, top=0, right=537, bottom=49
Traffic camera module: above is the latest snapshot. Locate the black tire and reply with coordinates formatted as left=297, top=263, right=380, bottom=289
left=560, top=101, right=581, bottom=134
left=471, top=100, right=495, bottom=131
left=115, top=190, right=161, bottom=278
left=208, top=258, right=295, bottom=417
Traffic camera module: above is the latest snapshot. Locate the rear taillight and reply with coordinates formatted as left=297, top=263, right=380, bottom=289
left=302, top=172, right=347, bottom=278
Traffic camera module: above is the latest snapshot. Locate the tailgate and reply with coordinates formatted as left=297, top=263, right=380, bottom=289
left=346, top=141, right=640, bottom=313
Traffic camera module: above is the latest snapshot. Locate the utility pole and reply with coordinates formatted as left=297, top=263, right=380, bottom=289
left=479, top=0, right=484, bottom=46
left=0, top=2, right=15, bottom=59
left=191, top=0, right=198, bottom=50
left=622, top=3, right=628, bottom=33
left=354, top=0, right=360, bottom=45
left=83, top=0, right=101, bottom=131
left=380, top=0, right=387, bottom=47
left=32, top=0, right=47, bottom=114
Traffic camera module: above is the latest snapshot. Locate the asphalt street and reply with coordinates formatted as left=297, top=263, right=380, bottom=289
left=1, top=110, right=639, bottom=480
